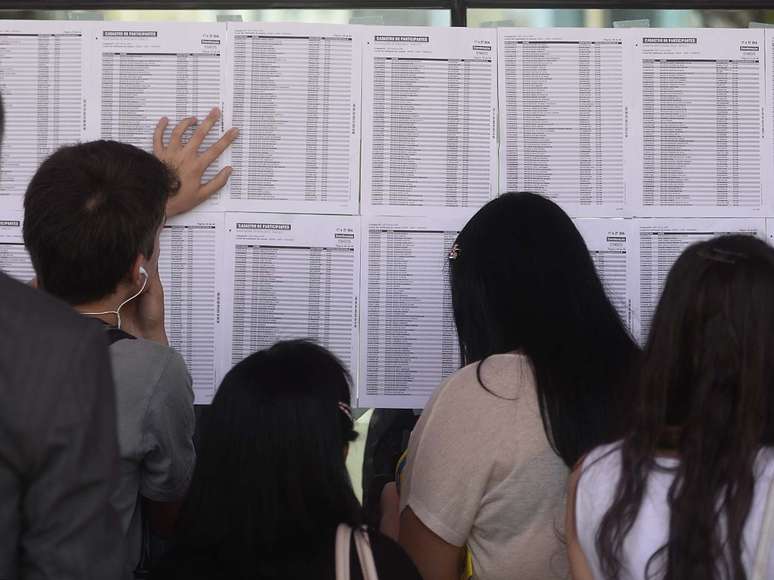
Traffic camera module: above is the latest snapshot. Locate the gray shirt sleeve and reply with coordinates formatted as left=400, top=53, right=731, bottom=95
left=20, top=323, right=126, bottom=580
left=139, top=349, right=196, bottom=502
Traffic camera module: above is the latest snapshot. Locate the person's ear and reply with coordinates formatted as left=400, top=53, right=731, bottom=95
left=129, top=255, right=146, bottom=288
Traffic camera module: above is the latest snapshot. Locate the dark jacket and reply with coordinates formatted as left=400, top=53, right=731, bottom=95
left=0, top=273, right=124, bottom=579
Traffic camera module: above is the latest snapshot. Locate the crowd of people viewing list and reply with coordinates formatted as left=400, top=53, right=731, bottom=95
left=2, top=46, right=774, bottom=580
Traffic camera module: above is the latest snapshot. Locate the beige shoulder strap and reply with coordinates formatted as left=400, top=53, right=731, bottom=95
left=335, top=523, right=380, bottom=580
left=335, top=524, right=353, bottom=580
left=353, top=527, right=380, bottom=580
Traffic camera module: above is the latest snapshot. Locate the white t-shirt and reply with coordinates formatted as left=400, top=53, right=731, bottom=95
left=400, top=353, right=569, bottom=580
left=576, top=444, right=774, bottom=580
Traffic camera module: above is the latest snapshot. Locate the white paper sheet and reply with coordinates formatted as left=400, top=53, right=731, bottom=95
left=0, top=21, right=91, bottom=210
left=221, top=212, right=360, bottom=385
left=630, top=29, right=766, bottom=217
left=224, top=23, right=362, bottom=215
left=632, top=218, right=765, bottom=343
left=0, top=211, right=33, bottom=283
left=158, top=212, right=225, bottom=404
left=574, top=218, right=635, bottom=334
left=358, top=215, right=468, bottom=409
left=88, top=22, right=227, bottom=209
left=361, top=27, right=498, bottom=218
left=499, top=28, right=630, bottom=217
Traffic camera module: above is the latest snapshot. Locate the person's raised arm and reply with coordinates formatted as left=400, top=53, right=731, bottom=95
left=154, top=107, right=239, bottom=217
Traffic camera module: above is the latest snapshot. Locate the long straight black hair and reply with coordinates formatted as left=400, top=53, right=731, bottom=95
left=449, top=192, right=639, bottom=467
left=596, top=235, right=774, bottom=580
left=173, top=340, right=361, bottom=576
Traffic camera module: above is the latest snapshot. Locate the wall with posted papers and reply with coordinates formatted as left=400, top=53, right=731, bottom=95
left=0, top=20, right=771, bottom=407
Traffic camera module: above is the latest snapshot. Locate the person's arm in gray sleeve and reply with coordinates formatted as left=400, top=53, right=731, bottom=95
left=140, top=349, right=196, bottom=537
left=20, top=325, right=125, bottom=580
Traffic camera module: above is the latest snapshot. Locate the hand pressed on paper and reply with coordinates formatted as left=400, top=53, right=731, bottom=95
left=154, top=107, right=239, bottom=217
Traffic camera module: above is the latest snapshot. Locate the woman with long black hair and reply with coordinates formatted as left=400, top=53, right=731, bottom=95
left=152, top=339, right=422, bottom=580
left=567, top=235, right=774, bottom=580
left=398, top=192, right=639, bottom=580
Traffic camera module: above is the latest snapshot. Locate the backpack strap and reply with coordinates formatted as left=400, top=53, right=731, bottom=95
left=101, top=323, right=147, bottom=578
left=105, top=325, right=136, bottom=345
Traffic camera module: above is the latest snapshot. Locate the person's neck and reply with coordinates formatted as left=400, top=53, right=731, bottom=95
left=74, top=290, right=128, bottom=327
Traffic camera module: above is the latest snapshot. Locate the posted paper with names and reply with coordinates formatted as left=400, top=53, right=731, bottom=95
left=359, top=215, right=466, bottom=409
left=158, top=212, right=225, bottom=404
left=362, top=27, right=498, bottom=218
left=499, top=28, right=631, bottom=217
left=225, top=23, right=362, bottom=215
left=88, top=22, right=227, bottom=209
left=764, top=30, right=774, bottom=216
left=0, top=211, right=33, bottom=283
left=631, top=29, right=766, bottom=217
left=221, top=213, right=360, bottom=386
left=0, top=21, right=90, bottom=209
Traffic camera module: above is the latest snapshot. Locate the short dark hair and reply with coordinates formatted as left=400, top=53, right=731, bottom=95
left=24, top=140, right=178, bottom=305
left=174, top=340, right=361, bottom=574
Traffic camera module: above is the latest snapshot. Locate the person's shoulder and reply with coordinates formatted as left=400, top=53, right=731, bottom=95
left=0, top=274, right=109, bottom=380
left=110, top=336, right=191, bottom=394
left=583, top=442, right=623, bottom=471
left=577, top=441, right=624, bottom=494
left=366, top=529, right=423, bottom=580
left=0, top=272, right=100, bottom=341
left=111, top=335, right=186, bottom=372
left=433, top=352, right=534, bottom=408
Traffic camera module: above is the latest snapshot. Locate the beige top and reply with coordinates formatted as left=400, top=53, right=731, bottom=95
left=400, top=353, right=569, bottom=580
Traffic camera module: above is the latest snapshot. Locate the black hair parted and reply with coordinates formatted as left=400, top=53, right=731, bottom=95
left=173, top=340, right=361, bottom=573
left=23, top=140, right=178, bottom=305
left=449, top=192, right=640, bottom=468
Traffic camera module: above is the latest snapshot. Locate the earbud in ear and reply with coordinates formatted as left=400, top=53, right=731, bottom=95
left=139, top=265, right=149, bottom=279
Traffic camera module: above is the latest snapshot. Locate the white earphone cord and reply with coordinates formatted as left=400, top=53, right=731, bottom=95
left=82, top=269, right=148, bottom=330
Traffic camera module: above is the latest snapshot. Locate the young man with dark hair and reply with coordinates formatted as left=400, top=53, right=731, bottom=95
left=23, top=110, right=237, bottom=577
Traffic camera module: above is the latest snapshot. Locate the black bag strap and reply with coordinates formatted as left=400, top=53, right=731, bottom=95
left=101, top=325, right=148, bottom=577
left=106, top=326, right=136, bottom=345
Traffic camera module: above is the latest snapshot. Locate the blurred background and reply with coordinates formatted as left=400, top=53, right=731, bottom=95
left=1, top=7, right=773, bottom=29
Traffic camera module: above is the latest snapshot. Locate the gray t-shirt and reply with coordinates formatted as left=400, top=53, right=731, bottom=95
left=109, top=335, right=196, bottom=577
